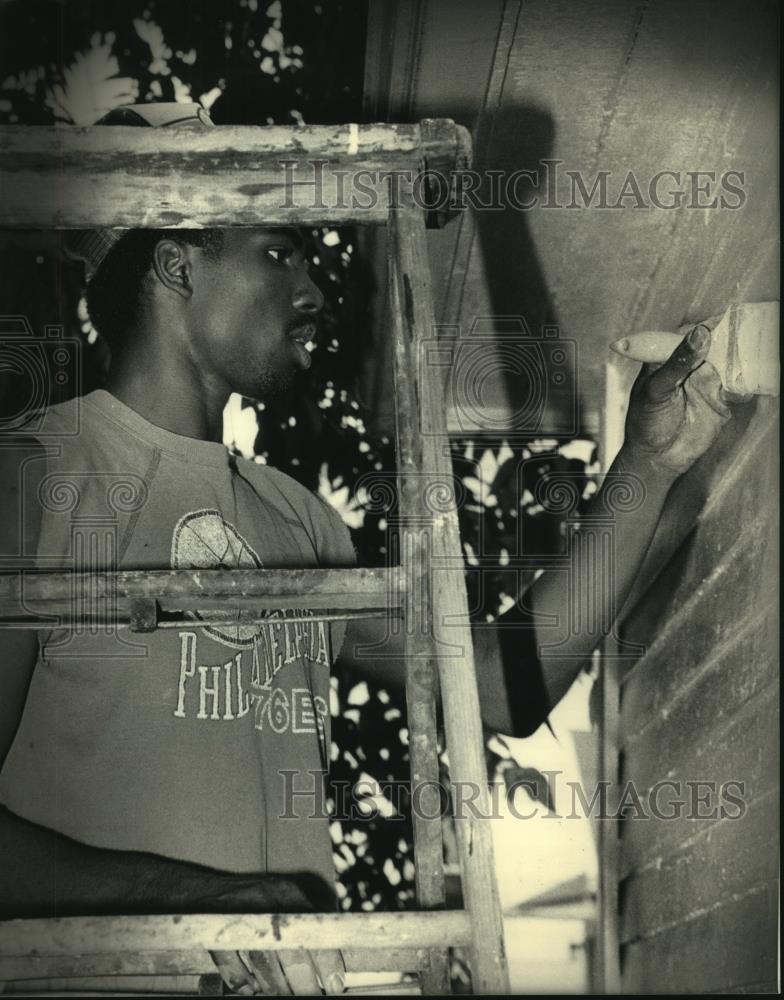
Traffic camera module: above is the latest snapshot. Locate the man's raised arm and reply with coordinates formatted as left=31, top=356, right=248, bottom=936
left=343, top=325, right=738, bottom=737
left=476, top=324, right=735, bottom=733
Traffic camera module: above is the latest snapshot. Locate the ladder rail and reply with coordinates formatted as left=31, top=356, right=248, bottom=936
left=390, top=204, right=450, bottom=993
left=388, top=193, right=510, bottom=994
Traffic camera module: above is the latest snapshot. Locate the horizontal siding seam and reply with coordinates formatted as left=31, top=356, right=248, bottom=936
left=619, top=752, right=780, bottom=882
left=623, top=673, right=779, bottom=801
left=620, top=784, right=779, bottom=881
left=619, top=878, right=771, bottom=947
left=708, top=980, right=780, bottom=993
left=695, top=412, right=779, bottom=527
left=620, top=599, right=777, bottom=747
left=619, top=527, right=773, bottom=691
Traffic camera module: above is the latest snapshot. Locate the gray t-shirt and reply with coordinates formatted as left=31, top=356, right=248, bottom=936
left=0, top=389, right=355, bottom=885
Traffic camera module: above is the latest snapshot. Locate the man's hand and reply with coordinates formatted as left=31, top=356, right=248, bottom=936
left=212, top=947, right=345, bottom=996
left=199, top=872, right=345, bottom=995
left=623, top=323, right=736, bottom=478
left=0, top=803, right=344, bottom=995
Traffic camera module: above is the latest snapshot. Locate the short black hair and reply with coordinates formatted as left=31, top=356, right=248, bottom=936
left=85, top=229, right=224, bottom=349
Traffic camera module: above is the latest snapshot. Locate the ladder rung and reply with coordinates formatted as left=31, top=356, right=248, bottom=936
left=0, top=568, right=402, bottom=619
left=0, top=973, right=217, bottom=995
left=0, top=610, right=396, bottom=632
left=0, top=911, right=471, bottom=957
left=0, top=946, right=422, bottom=981
left=0, top=120, right=470, bottom=229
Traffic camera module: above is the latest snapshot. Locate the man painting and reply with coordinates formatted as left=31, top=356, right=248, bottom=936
left=0, top=104, right=738, bottom=994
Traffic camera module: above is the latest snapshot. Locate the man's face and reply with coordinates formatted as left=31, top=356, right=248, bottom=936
left=187, top=227, right=324, bottom=402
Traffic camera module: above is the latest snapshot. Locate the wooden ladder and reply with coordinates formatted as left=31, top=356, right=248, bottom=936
left=0, top=119, right=510, bottom=994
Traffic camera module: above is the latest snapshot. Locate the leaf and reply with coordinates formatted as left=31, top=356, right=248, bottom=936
left=502, top=764, right=556, bottom=812
left=44, top=35, right=139, bottom=125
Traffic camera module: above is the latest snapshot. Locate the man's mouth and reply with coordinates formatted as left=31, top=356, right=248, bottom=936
left=287, top=323, right=317, bottom=369
left=288, top=323, right=316, bottom=346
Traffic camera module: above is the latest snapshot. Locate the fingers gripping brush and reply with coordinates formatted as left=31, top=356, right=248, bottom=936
left=610, top=302, right=780, bottom=397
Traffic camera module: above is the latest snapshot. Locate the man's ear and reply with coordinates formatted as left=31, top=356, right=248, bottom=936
left=152, top=239, right=193, bottom=299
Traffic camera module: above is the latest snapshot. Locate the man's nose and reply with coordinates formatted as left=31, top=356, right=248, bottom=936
left=293, top=272, right=325, bottom=315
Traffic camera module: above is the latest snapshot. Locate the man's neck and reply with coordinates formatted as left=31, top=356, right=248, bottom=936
left=105, top=355, right=228, bottom=445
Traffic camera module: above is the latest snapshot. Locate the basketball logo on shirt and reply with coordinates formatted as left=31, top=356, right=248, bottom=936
left=171, top=508, right=264, bottom=648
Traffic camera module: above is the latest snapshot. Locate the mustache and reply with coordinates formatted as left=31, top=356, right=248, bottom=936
left=286, top=319, right=318, bottom=342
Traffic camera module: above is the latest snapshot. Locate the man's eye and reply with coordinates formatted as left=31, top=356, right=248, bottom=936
left=266, top=247, right=294, bottom=264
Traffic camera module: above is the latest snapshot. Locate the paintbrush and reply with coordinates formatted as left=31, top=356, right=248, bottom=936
left=610, top=301, right=779, bottom=396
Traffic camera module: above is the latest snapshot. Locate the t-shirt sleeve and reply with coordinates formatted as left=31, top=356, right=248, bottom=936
left=309, top=496, right=357, bottom=568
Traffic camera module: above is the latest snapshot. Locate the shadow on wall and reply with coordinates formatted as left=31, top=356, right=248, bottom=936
left=358, top=103, right=585, bottom=442
left=471, top=103, right=584, bottom=439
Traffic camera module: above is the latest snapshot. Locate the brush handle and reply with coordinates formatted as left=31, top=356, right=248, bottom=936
left=609, top=332, right=683, bottom=363
left=610, top=303, right=779, bottom=396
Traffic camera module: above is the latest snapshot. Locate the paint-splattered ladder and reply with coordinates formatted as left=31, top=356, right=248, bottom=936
left=0, top=119, right=509, bottom=994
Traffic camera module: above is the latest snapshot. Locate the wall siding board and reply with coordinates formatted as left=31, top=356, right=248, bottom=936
left=722, top=981, right=783, bottom=994
left=621, top=881, right=779, bottom=994
left=618, top=390, right=779, bottom=991
left=621, top=601, right=778, bottom=755
left=621, top=685, right=778, bottom=877
left=621, top=508, right=772, bottom=656
left=620, top=789, right=780, bottom=944
left=621, top=601, right=777, bottom=734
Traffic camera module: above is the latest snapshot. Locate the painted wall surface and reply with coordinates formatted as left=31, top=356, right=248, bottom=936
left=617, top=397, right=779, bottom=993
left=364, top=0, right=779, bottom=437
